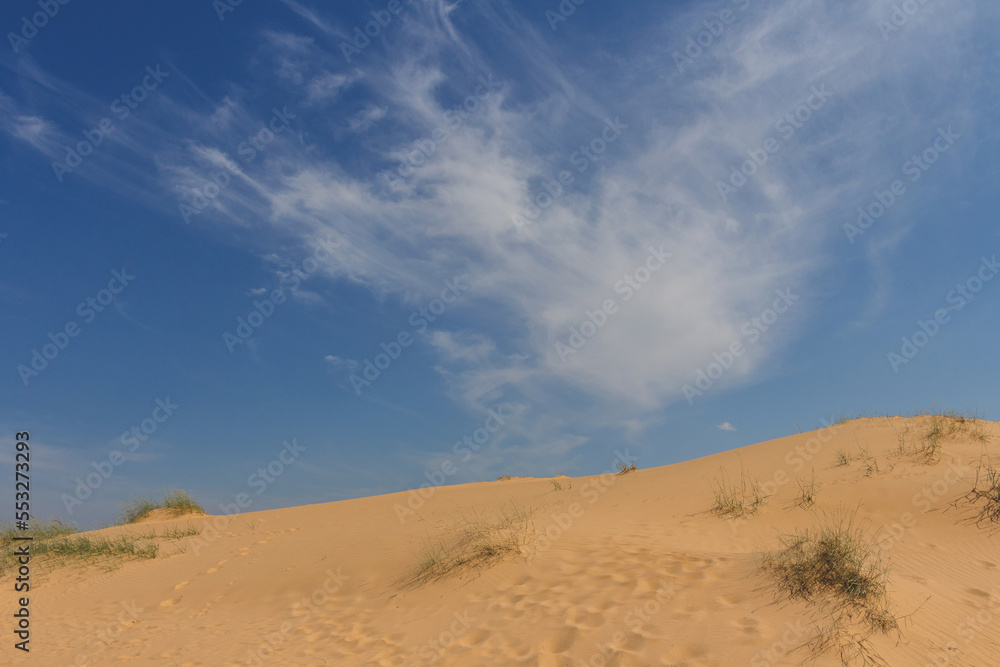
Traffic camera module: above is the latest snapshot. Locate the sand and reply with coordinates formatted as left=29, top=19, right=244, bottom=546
left=4, top=415, right=1000, bottom=665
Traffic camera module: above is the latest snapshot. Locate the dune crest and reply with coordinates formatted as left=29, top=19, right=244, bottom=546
left=4, top=415, right=1000, bottom=665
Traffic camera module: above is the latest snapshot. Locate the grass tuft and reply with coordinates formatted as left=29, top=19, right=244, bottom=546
left=710, top=466, right=767, bottom=518
left=616, top=459, right=638, bottom=475
left=0, top=519, right=157, bottom=576
left=795, top=470, right=818, bottom=508
left=403, top=503, right=534, bottom=588
left=759, top=511, right=895, bottom=635
left=117, top=489, right=204, bottom=524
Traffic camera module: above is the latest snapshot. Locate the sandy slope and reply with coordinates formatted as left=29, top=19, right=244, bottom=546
left=4, top=416, right=1000, bottom=666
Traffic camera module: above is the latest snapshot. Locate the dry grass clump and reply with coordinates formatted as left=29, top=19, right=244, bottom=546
left=795, top=470, right=818, bottom=508
left=404, top=503, right=534, bottom=589
left=710, top=466, right=767, bottom=518
left=965, top=454, right=1000, bottom=528
left=892, top=410, right=991, bottom=464
left=117, top=489, right=204, bottom=524
left=759, top=511, right=896, bottom=639
left=616, top=459, right=638, bottom=475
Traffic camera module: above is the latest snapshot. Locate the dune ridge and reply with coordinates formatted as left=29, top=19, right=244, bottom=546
left=4, top=415, right=1000, bottom=665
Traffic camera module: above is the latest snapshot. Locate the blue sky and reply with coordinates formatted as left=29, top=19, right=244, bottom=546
left=1, top=0, right=998, bottom=528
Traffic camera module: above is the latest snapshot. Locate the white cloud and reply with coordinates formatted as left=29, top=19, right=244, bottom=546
left=428, top=331, right=496, bottom=363
left=2, top=0, right=984, bottom=456
left=347, top=104, right=387, bottom=133
left=717, top=422, right=737, bottom=432
left=149, top=0, right=980, bottom=437
left=324, top=355, right=358, bottom=370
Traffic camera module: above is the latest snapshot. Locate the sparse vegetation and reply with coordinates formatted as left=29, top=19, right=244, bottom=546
left=496, top=473, right=513, bottom=481
left=403, top=503, right=535, bottom=588
left=616, top=459, right=638, bottom=475
left=0, top=519, right=157, bottom=576
left=965, top=455, right=1000, bottom=527
left=836, top=449, right=853, bottom=467
left=117, top=489, right=204, bottom=524
left=795, top=470, right=817, bottom=508
left=551, top=477, right=574, bottom=491
left=833, top=409, right=885, bottom=425
left=890, top=409, right=991, bottom=464
left=710, top=466, right=767, bottom=518
left=759, top=511, right=896, bottom=638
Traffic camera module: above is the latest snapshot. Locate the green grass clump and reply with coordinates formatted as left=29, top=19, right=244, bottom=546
left=0, top=519, right=156, bottom=576
left=117, top=489, right=204, bottom=524
left=404, top=503, right=534, bottom=589
left=759, top=511, right=895, bottom=634
left=710, top=466, right=767, bottom=518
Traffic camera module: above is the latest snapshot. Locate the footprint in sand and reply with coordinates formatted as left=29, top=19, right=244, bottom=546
left=174, top=580, right=190, bottom=590
left=205, top=559, right=229, bottom=574
left=160, top=597, right=182, bottom=607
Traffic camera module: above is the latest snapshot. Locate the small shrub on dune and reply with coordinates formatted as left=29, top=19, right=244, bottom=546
left=965, top=455, right=1000, bottom=527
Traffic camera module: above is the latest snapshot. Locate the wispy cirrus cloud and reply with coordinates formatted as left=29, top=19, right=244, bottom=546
left=0, top=0, right=989, bottom=465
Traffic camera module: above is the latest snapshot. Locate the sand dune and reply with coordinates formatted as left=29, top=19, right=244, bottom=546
left=5, top=415, right=1000, bottom=665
